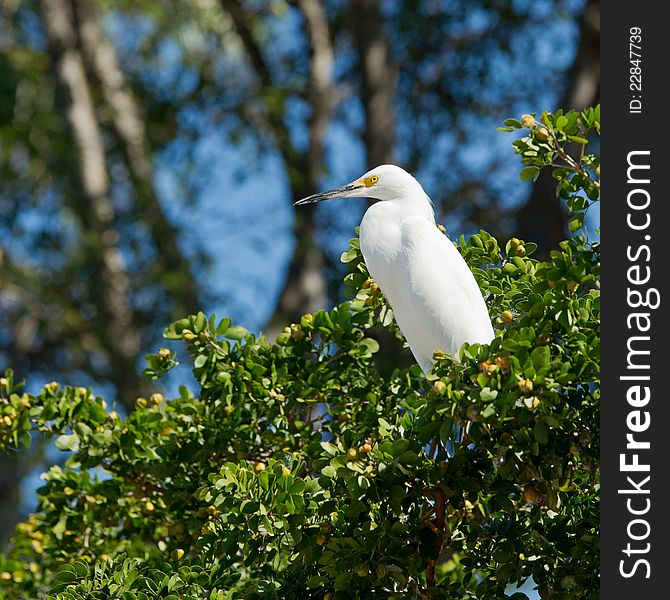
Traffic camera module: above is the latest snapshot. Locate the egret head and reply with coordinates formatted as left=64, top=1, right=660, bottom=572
left=294, top=164, right=425, bottom=206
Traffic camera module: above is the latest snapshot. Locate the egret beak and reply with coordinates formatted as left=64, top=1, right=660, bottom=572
left=294, top=182, right=364, bottom=206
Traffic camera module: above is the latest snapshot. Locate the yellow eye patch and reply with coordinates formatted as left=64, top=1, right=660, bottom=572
left=360, top=175, right=379, bottom=187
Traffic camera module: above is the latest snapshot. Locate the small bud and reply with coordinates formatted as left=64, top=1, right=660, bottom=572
left=515, top=244, right=525, bottom=256
left=495, top=356, right=511, bottom=370
left=44, top=381, right=59, bottom=394
left=360, top=443, right=372, bottom=453
left=290, top=328, right=305, bottom=340
left=0, top=572, right=11, bottom=581
left=282, top=466, right=291, bottom=477
left=536, top=127, right=550, bottom=142
left=566, top=280, right=579, bottom=293
left=523, top=396, right=541, bottom=411
left=253, top=461, right=266, bottom=473
left=181, top=329, right=196, bottom=342
left=501, top=310, right=513, bottom=323
left=136, top=397, right=147, bottom=409
left=2, top=415, right=12, bottom=427
left=108, top=411, right=119, bottom=420
left=347, top=448, right=358, bottom=461
left=157, top=347, right=171, bottom=360
left=518, top=379, right=534, bottom=393
left=437, top=223, right=446, bottom=234
left=369, top=281, right=379, bottom=292
left=433, top=380, right=447, bottom=395
left=224, top=405, right=234, bottom=415
left=0, top=377, right=7, bottom=387
left=150, top=393, right=164, bottom=405
left=521, top=114, right=535, bottom=128
left=316, top=534, right=327, bottom=546
left=173, top=548, right=185, bottom=560
left=144, top=501, right=155, bottom=513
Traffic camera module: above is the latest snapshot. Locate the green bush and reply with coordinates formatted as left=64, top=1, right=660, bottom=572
left=0, top=107, right=600, bottom=599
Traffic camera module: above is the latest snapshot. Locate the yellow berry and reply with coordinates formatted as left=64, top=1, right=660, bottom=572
left=495, top=356, right=511, bottom=370
left=521, top=114, right=535, bottom=128
left=536, top=127, right=550, bottom=142
left=502, top=310, right=513, bottom=323
left=347, top=448, right=358, bottom=461
left=253, top=462, right=266, bottom=473
left=518, top=379, right=534, bottom=394
left=145, top=501, right=155, bottom=513
left=433, top=380, right=447, bottom=395
left=173, top=548, right=185, bottom=560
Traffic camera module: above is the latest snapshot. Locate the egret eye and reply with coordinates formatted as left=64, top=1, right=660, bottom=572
left=363, top=175, right=379, bottom=186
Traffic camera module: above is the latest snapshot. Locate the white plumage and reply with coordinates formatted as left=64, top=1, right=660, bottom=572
left=295, top=164, right=494, bottom=373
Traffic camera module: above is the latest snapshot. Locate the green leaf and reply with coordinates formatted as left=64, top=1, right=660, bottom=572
left=55, top=433, right=80, bottom=452
left=534, top=420, right=549, bottom=444
left=224, top=325, right=248, bottom=340
left=520, top=166, right=540, bottom=181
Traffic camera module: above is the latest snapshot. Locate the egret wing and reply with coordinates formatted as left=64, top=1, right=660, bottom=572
left=396, top=217, right=494, bottom=367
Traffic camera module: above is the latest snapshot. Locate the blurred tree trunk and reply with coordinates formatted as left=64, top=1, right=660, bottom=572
left=350, top=0, right=396, bottom=167
left=40, top=0, right=143, bottom=404
left=76, top=0, right=200, bottom=317
left=219, top=0, right=335, bottom=330
left=516, top=0, right=600, bottom=255
left=271, top=0, right=335, bottom=328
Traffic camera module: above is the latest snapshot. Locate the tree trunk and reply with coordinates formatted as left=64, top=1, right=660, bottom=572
left=76, top=0, right=200, bottom=316
left=40, top=0, right=142, bottom=405
left=516, top=0, right=600, bottom=255
left=350, top=0, right=396, bottom=167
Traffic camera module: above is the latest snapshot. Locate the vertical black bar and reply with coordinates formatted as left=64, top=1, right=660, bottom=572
left=601, top=3, right=669, bottom=598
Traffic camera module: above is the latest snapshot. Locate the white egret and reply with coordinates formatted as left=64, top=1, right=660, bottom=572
left=295, top=164, right=494, bottom=373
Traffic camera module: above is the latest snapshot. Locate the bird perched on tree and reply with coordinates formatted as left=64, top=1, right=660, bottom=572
left=295, top=164, right=494, bottom=373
